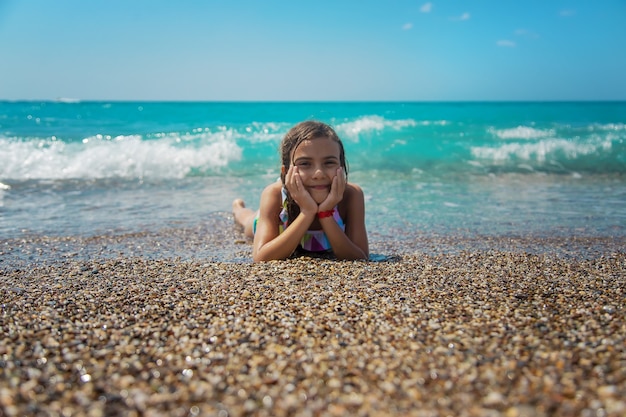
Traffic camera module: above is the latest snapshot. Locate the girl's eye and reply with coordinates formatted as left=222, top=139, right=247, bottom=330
left=325, top=161, right=339, bottom=167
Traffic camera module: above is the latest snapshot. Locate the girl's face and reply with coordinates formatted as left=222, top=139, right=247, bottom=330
left=290, top=137, right=342, bottom=203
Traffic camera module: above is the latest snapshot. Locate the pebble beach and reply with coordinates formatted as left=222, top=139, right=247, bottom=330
left=1, top=228, right=625, bottom=416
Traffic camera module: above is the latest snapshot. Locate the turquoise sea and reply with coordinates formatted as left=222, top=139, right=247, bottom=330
left=1, top=101, right=625, bottom=262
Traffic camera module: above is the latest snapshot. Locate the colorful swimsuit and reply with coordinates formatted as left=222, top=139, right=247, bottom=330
left=253, top=187, right=345, bottom=252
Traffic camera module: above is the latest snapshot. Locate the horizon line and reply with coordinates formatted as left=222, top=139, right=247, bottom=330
left=2, top=98, right=626, bottom=104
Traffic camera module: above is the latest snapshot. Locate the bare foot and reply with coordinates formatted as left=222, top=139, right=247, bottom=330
left=232, top=199, right=255, bottom=238
left=232, top=198, right=246, bottom=211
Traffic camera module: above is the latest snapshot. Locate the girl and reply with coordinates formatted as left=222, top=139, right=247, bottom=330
left=233, top=121, right=369, bottom=262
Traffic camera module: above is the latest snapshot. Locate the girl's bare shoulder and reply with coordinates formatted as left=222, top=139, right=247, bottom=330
left=339, top=183, right=365, bottom=215
left=259, top=180, right=283, bottom=205
left=345, top=182, right=365, bottom=199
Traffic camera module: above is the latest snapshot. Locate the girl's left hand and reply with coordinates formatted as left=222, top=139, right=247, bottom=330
left=319, top=167, right=346, bottom=212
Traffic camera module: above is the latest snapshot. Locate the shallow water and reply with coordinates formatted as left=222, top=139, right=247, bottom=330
left=1, top=101, right=625, bottom=258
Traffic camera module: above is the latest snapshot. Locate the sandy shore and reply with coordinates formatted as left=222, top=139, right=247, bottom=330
left=2, top=213, right=624, bottom=267
left=1, top=244, right=625, bottom=416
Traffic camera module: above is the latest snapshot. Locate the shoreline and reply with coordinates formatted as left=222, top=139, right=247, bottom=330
left=2, top=248, right=625, bottom=415
left=1, top=216, right=625, bottom=270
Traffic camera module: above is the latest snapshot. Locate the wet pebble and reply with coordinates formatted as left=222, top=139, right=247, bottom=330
left=1, top=251, right=625, bottom=416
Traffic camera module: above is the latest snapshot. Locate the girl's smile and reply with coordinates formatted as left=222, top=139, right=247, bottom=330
left=307, top=184, right=331, bottom=203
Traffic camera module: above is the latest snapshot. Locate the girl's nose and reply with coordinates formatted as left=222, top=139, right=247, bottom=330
left=312, top=166, right=324, bottom=178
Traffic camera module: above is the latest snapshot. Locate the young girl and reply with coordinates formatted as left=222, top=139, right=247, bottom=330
left=233, top=120, right=369, bottom=262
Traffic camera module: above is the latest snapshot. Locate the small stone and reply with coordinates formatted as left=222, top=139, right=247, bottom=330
left=597, top=385, right=617, bottom=398
left=483, top=391, right=505, bottom=407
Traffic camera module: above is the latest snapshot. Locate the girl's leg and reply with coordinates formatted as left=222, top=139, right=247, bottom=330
left=232, top=199, right=255, bottom=238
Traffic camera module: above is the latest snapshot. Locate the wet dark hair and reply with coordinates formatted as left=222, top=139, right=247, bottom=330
left=279, top=121, right=348, bottom=224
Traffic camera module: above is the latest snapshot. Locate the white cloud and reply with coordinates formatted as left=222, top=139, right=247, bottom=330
left=450, top=12, right=471, bottom=21
left=402, top=23, right=413, bottom=30
left=420, top=2, right=433, bottom=13
left=497, top=40, right=516, bottom=48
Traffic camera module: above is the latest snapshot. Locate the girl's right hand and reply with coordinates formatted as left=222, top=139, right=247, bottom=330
left=318, top=167, right=346, bottom=212
left=285, top=166, right=318, bottom=215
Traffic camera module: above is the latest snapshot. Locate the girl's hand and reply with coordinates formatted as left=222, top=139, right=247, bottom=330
left=319, top=167, right=346, bottom=212
left=285, top=166, right=318, bottom=215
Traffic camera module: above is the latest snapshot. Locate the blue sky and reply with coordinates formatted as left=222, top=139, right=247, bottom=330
left=1, top=0, right=624, bottom=101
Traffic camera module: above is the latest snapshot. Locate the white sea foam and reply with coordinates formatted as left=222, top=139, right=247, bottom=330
left=0, top=182, right=9, bottom=207
left=471, top=138, right=611, bottom=163
left=245, top=122, right=290, bottom=142
left=489, top=126, right=555, bottom=140
left=335, top=116, right=420, bottom=140
left=591, top=123, right=626, bottom=131
left=0, top=131, right=242, bottom=180
left=55, top=97, right=81, bottom=103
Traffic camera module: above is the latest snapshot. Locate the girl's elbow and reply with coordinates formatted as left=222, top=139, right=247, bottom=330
left=252, top=249, right=266, bottom=263
left=253, top=255, right=271, bottom=263
left=253, top=252, right=271, bottom=262
left=253, top=250, right=286, bottom=263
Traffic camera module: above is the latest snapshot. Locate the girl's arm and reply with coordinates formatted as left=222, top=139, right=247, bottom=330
left=252, top=182, right=316, bottom=262
left=320, top=183, right=369, bottom=260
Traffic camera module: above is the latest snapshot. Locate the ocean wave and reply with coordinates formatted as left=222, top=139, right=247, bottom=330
left=470, top=137, right=615, bottom=167
left=489, top=126, right=555, bottom=140
left=245, top=122, right=290, bottom=142
left=335, top=116, right=422, bottom=140
left=590, top=123, right=626, bottom=132
left=54, top=97, right=81, bottom=103
left=0, top=132, right=242, bottom=180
